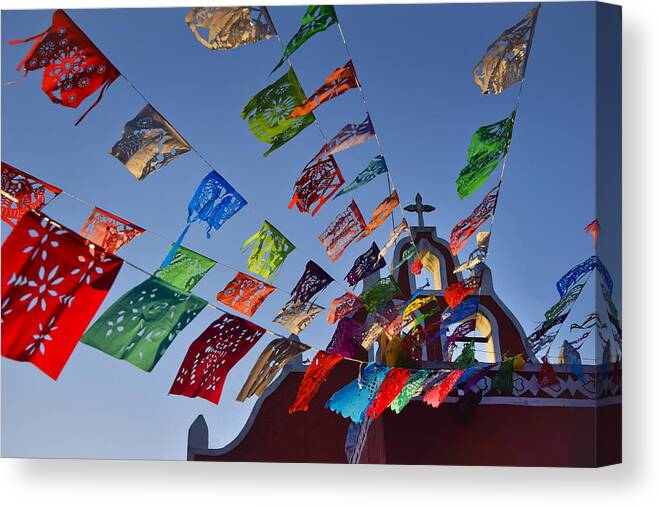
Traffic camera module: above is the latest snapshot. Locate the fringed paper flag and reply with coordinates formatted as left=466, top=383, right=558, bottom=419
left=289, top=350, right=343, bottom=413
left=365, top=368, right=411, bottom=419
left=450, top=184, right=500, bottom=255
left=334, top=155, right=388, bottom=199
left=290, top=260, right=333, bottom=304
left=538, top=356, right=559, bottom=388
left=559, top=340, right=584, bottom=382
left=110, top=104, right=191, bottom=181
left=79, top=207, right=144, bottom=254
left=473, top=5, right=540, bottom=95
left=423, top=369, right=464, bottom=408
left=236, top=338, right=309, bottom=401
left=242, top=221, right=295, bottom=282
left=10, top=9, right=120, bottom=124
left=359, top=276, right=402, bottom=313
left=327, top=292, right=363, bottom=324
left=455, top=342, right=477, bottom=369
left=272, top=5, right=338, bottom=73
left=379, top=218, right=410, bottom=258
left=163, top=171, right=247, bottom=268
left=345, top=241, right=386, bottom=287
left=453, top=231, right=490, bottom=273
left=402, top=294, right=436, bottom=319
left=327, top=317, right=366, bottom=359
left=444, top=276, right=481, bottom=309
left=288, top=155, right=344, bottom=216
left=544, top=283, right=584, bottom=321
left=155, top=245, right=216, bottom=293
left=326, top=363, right=390, bottom=423
left=1, top=162, right=62, bottom=227
left=556, top=255, right=613, bottom=297
left=1, top=210, right=123, bottom=379
left=184, top=7, right=275, bottom=51
left=602, top=282, right=622, bottom=350
left=82, top=277, right=206, bottom=372
left=441, top=297, right=479, bottom=330
left=291, top=59, right=359, bottom=118
left=492, top=358, right=515, bottom=394
left=359, top=190, right=400, bottom=240
left=389, top=369, right=433, bottom=413
left=273, top=299, right=323, bottom=335
left=456, top=113, right=514, bottom=199
left=242, top=68, right=315, bottom=156
left=410, top=255, right=423, bottom=275
left=527, top=311, right=569, bottom=355
left=361, top=321, right=385, bottom=350
left=319, top=200, right=366, bottom=262
left=585, top=219, right=601, bottom=252
left=316, top=115, right=376, bottom=160
left=216, top=272, right=275, bottom=317
left=169, top=314, right=266, bottom=404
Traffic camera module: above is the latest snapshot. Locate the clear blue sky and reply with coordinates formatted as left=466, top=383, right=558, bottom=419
left=1, top=3, right=618, bottom=460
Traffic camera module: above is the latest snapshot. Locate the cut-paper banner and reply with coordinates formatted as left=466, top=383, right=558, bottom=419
left=316, top=115, right=376, bottom=160
left=169, top=314, right=266, bottom=404
left=290, top=260, right=333, bottom=304
left=389, top=369, right=433, bottom=413
left=473, top=5, right=540, bottom=95
left=559, top=340, right=584, bottom=382
left=184, top=7, right=275, bottom=51
left=445, top=319, right=477, bottom=352
left=319, top=200, right=366, bottom=262
left=326, top=363, right=390, bottom=423
left=570, top=313, right=606, bottom=332
left=544, top=283, right=584, bottom=322
left=379, top=218, right=410, bottom=258
left=110, top=104, right=191, bottom=181
left=162, top=170, right=247, bottom=268
left=273, top=299, right=323, bottom=335
left=527, top=311, right=569, bottom=355
left=236, top=338, right=310, bottom=401
left=366, top=367, right=411, bottom=419
left=155, top=245, right=216, bottom=293
left=242, top=68, right=315, bottom=156
left=441, top=297, right=479, bottom=330
left=463, top=364, right=495, bottom=392
left=453, top=231, right=490, bottom=273
left=216, top=272, right=275, bottom=317
left=10, top=9, right=120, bottom=124
left=1, top=210, right=122, bottom=379
left=492, top=358, right=515, bottom=394
left=450, top=184, right=500, bottom=255
left=291, top=59, right=359, bottom=118
left=327, top=317, right=366, bottom=359
left=242, top=220, right=295, bottom=282
left=455, top=342, right=477, bottom=369
left=272, top=5, right=338, bottom=73
left=79, top=207, right=144, bottom=254
left=82, top=277, right=206, bottom=372
left=289, top=350, right=343, bottom=413
left=585, top=219, right=601, bottom=252
left=359, top=190, right=400, bottom=240
left=345, top=241, right=386, bottom=287
left=456, top=113, right=514, bottom=199
left=538, top=356, right=559, bottom=388
left=423, top=369, right=465, bottom=408
left=1, top=162, right=62, bottom=227
left=288, top=155, right=344, bottom=216
left=334, top=154, right=388, bottom=199
left=359, top=276, right=402, bottom=313
left=327, top=292, right=363, bottom=324
left=556, top=255, right=613, bottom=298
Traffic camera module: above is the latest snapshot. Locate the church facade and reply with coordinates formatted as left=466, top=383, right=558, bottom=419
left=187, top=205, right=621, bottom=466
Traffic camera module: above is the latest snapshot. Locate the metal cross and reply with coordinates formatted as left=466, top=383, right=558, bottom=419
left=404, top=193, right=435, bottom=227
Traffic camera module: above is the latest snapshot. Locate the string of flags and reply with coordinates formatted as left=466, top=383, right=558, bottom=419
left=1, top=4, right=620, bottom=427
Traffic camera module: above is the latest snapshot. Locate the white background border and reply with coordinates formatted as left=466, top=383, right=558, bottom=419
left=1, top=0, right=658, bottom=504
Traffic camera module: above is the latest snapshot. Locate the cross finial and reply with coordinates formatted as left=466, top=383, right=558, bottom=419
left=404, top=193, right=435, bottom=227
